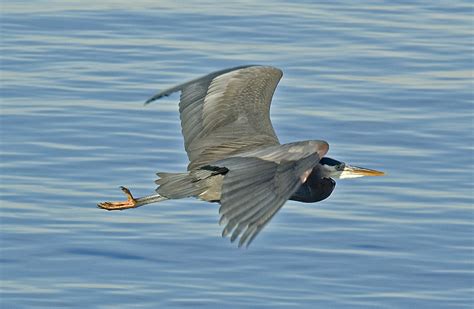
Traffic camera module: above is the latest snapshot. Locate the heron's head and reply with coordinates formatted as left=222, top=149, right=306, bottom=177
left=320, top=157, right=385, bottom=179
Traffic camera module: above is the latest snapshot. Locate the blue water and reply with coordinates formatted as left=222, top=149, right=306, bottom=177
left=1, top=1, right=473, bottom=308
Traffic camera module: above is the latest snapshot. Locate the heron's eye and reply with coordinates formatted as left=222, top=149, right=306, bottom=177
left=336, top=164, right=344, bottom=171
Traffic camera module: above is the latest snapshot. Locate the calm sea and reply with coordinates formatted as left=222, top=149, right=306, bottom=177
left=1, top=1, right=472, bottom=308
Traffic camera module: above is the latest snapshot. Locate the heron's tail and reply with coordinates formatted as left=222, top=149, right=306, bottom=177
left=155, top=171, right=211, bottom=199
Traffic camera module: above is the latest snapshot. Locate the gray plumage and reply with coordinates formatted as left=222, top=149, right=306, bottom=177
left=147, top=66, right=328, bottom=247
left=214, top=143, right=325, bottom=247
left=99, top=65, right=385, bottom=247
left=147, top=65, right=282, bottom=170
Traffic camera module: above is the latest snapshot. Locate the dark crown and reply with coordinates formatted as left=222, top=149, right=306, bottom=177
left=319, top=157, right=342, bottom=166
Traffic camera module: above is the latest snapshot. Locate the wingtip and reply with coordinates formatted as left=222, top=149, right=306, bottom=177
left=144, top=96, right=157, bottom=106
left=222, top=227, right=231, bottom=238
left=144, top=93, right=171, bottom=106
left=219, top=215, right=228, bottom=226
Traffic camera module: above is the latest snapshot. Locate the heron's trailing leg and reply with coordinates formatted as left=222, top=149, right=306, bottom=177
left=98, top=186, right=167, bottom=211
left=98, top=186, right=137, bottom=210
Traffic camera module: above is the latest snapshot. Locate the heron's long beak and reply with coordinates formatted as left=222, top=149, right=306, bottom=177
left=341, top=165, right=385, bottom=179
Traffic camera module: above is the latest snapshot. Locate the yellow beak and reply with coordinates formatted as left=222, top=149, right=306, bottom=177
left=341, top=165, right=385, bottom=178
left=351, top=166, right=385, bottom=176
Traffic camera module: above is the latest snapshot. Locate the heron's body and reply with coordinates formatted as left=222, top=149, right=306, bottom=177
left=98, top=65, right=384, bottom=247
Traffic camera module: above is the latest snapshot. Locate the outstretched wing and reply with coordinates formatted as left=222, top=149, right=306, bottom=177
left=213, top=140, right=329, bottom=247
left=145, top=65, right=283, bottom=170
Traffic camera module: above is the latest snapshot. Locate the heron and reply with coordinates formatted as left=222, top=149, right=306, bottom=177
left=98, top=65, right=384, bottom=247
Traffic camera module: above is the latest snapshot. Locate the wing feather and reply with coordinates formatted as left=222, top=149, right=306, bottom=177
left=213, top=140, right=327, bottom=247
left=146, top=65, right=283, bottom=170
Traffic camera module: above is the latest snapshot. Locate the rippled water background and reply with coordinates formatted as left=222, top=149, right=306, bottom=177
left=1, top=1, right=473, bottom=308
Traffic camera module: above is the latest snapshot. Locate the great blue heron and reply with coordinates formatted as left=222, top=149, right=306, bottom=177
left=98, top=65, right=384, bottom=247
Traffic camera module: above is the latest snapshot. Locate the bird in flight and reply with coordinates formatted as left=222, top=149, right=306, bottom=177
left=98, top=65, right=384, bottom=247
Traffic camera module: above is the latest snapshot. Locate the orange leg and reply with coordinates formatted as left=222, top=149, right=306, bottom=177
left=98, top=186, right=137, bottom=211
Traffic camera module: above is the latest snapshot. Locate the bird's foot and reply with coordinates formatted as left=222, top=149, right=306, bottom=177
left=98, top=186, right=137, bottom=211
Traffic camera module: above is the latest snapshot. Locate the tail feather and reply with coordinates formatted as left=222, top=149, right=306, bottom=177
left=155, top=172, right=190, bottom=186
left=155, top=170, right=212, bottom=199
